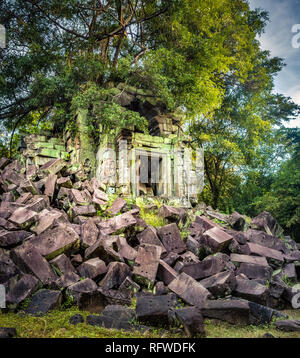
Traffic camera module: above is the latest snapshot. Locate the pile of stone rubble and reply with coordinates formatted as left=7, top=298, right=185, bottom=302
left=1, top=156, right=300, bottom=337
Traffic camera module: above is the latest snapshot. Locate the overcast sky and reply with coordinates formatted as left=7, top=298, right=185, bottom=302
left=249, top=0, right=300, bottom=128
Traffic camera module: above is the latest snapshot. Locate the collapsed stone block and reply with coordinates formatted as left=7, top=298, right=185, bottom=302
left=49, top=253, right=76, bottom=276
left=0, top=249, right=19, bottom=283
left=228, top=212, right=246, bottom=231
left=250, top=211, right=283, bottom=237
left=157, top=259, right=178, bottom=285
left=10, top=243, right=57, bottom=284
left=107, top=197, right=127, bottom=215
left=25, top=289, right=62, bottom=316
left=236, top=262, right=272, bottom=281
left=137, top=226, right=167, bottom=255
left=98, top=211, right=137, bottom=235
left=6, top=274, right=39, bottom=305
left=71, top=205, right=96, bottom=218
left=0, top=230, right=32, bottom=248
left=158, top=205, right=187, bottom=223
left=8, top=207, right=38, bottom=229
left=39, top=159, right=65, bottom=175
left=44, top=174, right=57, bottom=198
left=84, top=235, right=124, bottom=263
left=56, top=176, right=72, bottom=188
left=201, top=299, right=250, bottom=325
left=247, top=242, right=284, bottom=263
left=136, top=294, right=177, bottom=326
left=173, top=307, right=205, bottom=337
left=133, top=244, right=162, bottom=286
left=78, top=258, right=107, bottom=281
left=199, top=271, right=236, bottom=297
left=181, top=255, right=227, bottom=280
left=81, top=218, right=99, bottom=248
left=234, top=276, right=268, bottom=305
left=119, top=276, right=140, bottom=296
left=201, top=226, right=233, bottom=252
left=157, top=223, right=186, bottom=254
left=29, top=223, right=80, bottom=260
left=168, top=272, right=212, bottom=306
left=230, top=253, right=269, bottom=267
left=195, top=216, right=219, bottom=231
left=99, top=262, right=131, bottom=290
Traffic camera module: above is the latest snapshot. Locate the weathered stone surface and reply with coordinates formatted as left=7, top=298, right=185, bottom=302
left=78, top=258, right=107, bottom=281
left=154, top=281, right=167, bottom=295
left=0, top=157, right=11, bottom=170
left=1, top=168, right=24, bottom=186
left=8, top=207, right=38, bottom=229
left=107, top=197, right=127, bottom=215
left=25, top=195, right=50, bottom=212
left=195, top=216, right=219, bottom=231
left=168, top=272, right=212, bottom=306
left=53, top=272, right=80, bottom=289
left=245, top=299, right=288, bottom=325
left=245, top=229, right=284, bottom=252
left=16, top=192, right=33, bottom=205
left=188, top=222, right=205, bottom=241
left=97, top=286, right=132, bottom=307
left=133, top=244, right=162, bottom=286
left=173, top=307, right=205, bottom=338
left=33, top=209, right=67, bottom=235
left=186, top=236, right=201, bottom=256
left=247, top=242, right=284, bottom=263
left=6, top=274, right=39, bottom=305
left=236, top=263, right=272, bottom=281
left=0, top=230, right=32, bottom=248
left=57, top=176, right=72, bottom=188
left=119, top=276, right=140, bottom=296
left=81, top=218, right=99, bottom=248
left=25, top=289, right=61, bottom=316
left=163, top=252, right=180, bottom=266
left=44, top=174, right=57, bottom=198
left=199, top=271, right=236, bottom=297
left=11, top=244, right=57, bottom=284
left=29, top=223, right=80, bottom=260
left=201, top=300, right=250, bottom=325
left=85, top=235, right=124, bottom=263
left=137, top=226, right=166, bottom=254
left=157, top=223, right=186, bottom=254
left=98, top=212, right=137, bottom=235
left=157, top=259, right=178, bottom=285
left=67, top=278, right=105, bottom=312
left=115, top=236, right=137, bottom=261
left=71, top=205, right=96, bottom=218
left=136, top=294, right=177, bottom=326
left=0, top=249, right=19, bottom=283
left=181, top=256, right=227, bottom=280
left=250, top=211, right=283, bottom=237
left=99, top=262, right=130, bottom=290
left=68, top=189, right=87, bottom=205
left=0, top=217, right=19, bottom=231
left=234, top=277, right=268, bottom=305
left=0, top=327, right=17, bottom=338
left=158, top=205, right=187, bottom=223
left=274, top=320, right=300, bottom=332
left=230, top=253, right=269, bottom=267
left=93, top=187, right=108, bottom=202
left=228, top=212, right=246, bottom=231
left=49, top=253, right=76, bottom=275
left=19, top=179, right=39, bottom=195
left=39, top=159, right=65, bottom=175
left=202, top=227, right=233, bottom=252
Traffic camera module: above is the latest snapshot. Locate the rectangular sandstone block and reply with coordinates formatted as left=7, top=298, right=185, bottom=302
left=133, top=244, right=162, bottom=286
left=202, top=227, right=233, bottom=252
left=168, top=272, right=212, bottom=306
left=247, top=242, right=284, bottom=262
left=230, top=253, right=269, bottom=267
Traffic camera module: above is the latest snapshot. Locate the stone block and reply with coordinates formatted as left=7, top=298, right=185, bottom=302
left=202, top=226, right=233, bottom=252
left=28, top=223, right=80, bottom=260
left=8, top=207, right=38, bottom=229
left=199, top=271, right=236, bottom=297
left=181, top=255, right=227, bottom=280
left=78, top=258, right=107, bottom=281
left=6, top=274, right=39, bottom=305
left=136, top=294, right=177, bottom=326
left=49, top=253, right=76, bottom=275
left=168, top=272, right=212, bottom=306
left=107, top=197, right=127, bottom=215
left=133, top=244, right=162, bottom=286
left=157, top=223, right=186, bottom=254
left=39, top=159, right=65, bottom=175
left=81, top=218, right=99, bottom=248
left=173, top=307, right=205, bottom=337
left=98, top=212, right=137, bottom=235
left=44, top=174, right=57, bottom=197
left=230, top=253, right=269, bottom=267
left=10, top=243, right=57, bottom=284
left=157, top=259, right=178, bottom=285
left=234, top=276, right=268, bottom=305
left=26, top=289, right=61, bottom=316
left=236, top=263, right=272, bottom=281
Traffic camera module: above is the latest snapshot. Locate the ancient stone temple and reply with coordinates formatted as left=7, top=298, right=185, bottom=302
left=20, top=85, right=203, bottom=200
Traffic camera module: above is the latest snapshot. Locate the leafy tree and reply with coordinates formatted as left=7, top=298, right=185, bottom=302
left=0, top=0, right=284, bottom=154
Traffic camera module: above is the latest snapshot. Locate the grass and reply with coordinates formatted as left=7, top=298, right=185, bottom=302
left=1, top=308, right=300, bottom=338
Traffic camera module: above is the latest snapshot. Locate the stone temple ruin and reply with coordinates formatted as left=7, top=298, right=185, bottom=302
left=20, top=85, right=203, bottom=201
